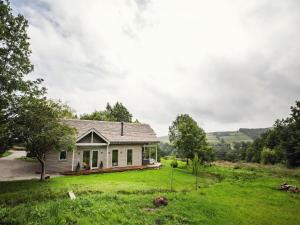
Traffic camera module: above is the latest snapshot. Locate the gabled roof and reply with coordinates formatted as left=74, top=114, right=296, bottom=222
left=62, top=119, right=159, bottom=144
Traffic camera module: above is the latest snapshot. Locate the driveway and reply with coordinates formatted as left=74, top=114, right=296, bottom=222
left=0, top=150, right=57, bottom=181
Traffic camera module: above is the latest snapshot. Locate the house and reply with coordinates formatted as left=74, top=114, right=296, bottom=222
left=45, top=119, right=160, bottom=173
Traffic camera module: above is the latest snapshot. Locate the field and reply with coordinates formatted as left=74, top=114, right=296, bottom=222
left=0, top=160, right=300, bottom=225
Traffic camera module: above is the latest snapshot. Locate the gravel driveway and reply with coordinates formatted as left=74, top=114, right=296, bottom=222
left=0, top=150, right=45, bottom=181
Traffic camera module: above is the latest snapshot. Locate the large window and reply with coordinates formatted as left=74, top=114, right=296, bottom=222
left=59, top=151, right=67, bottom=161
left=127, top=149, right=132, bottom=165
left=112, top=150, right=118, bottom=166
left=83, top=151, right=90, bottom=169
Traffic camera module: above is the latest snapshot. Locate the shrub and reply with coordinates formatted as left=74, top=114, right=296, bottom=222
left=261, top=148, right=277, bottom=165
left=170, top=158, right=178, bottom=168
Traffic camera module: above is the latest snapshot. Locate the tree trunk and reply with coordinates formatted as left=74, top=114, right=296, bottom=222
left=37, top=154, right=46, bottom=181
left=40, top=160, right=45, bottom=181
left=186, top=158, right=189, bottom=165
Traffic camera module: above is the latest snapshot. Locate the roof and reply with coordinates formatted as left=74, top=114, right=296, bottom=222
left=62, top=119, right=159, bottom=144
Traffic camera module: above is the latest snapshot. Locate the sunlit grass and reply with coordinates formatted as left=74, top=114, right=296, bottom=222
left=0, top=159, right=299, bottom=224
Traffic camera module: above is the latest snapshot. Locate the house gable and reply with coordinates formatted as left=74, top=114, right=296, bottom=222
left=76, top=129, right=108, bottom=144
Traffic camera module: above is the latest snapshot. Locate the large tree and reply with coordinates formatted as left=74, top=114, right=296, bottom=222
left=0, top=0, right=43, bottom=152
left=276, top=101, right=300, bottom=167
left=14, top=97, right=76, bottom=180
left=169, top=114, right=209, bottom=164
left=242, top=101, right=300, bottom=167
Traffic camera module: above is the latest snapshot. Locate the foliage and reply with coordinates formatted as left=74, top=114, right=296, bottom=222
left=81, top=102, right=133, bottom=122
left=169, top=114, right=210, bottom=164
left=170, top=155, right=178, bottom=168
left=160, top=142, right=176, bottom=157
left=260, top=147, right=277, bottom=165
left=0, top=0, right=44, bottom=153
left=192, top=154, right=201, bottom=190
left=0, top=150, right=11, bottom=158
left=242, top=101, right=300, bottom=167
left=13, top=97, right=76, bottom=180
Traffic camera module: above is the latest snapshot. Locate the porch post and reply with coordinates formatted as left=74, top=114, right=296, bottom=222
left=149, top=146, right=151, bottom=160
left=106, top=144, right=109, bottom=168
left=155, top=144, right=157, bottom=163
left=71, top=148, right=75, bottom=171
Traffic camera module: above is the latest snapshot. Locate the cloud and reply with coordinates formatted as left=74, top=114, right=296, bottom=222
left=11, top=0, right=300, bottom=135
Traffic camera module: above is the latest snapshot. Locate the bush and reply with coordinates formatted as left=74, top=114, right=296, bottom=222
left=170, top=157, right=178, bottom=168
left=261, top=148, right=277, bottom=165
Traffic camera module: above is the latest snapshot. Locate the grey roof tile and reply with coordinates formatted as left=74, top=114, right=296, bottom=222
left=62, top=119, right=159, bottom=144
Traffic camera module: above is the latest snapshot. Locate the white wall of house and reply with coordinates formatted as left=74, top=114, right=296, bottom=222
left=45, top=144, right=143, bottom=173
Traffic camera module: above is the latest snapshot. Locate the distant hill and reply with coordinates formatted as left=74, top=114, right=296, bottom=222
left=239, top=128, right=270, bottom=140
left=158, top=136, right=169, bottom=143
left=159, top=127, right=270, bottom=145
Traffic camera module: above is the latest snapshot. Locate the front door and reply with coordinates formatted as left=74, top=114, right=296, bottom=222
left=92, top=150, right=98, bottom=169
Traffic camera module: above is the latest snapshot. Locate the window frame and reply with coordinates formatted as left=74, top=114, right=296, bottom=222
left=59, top=151, right=67, bottom=161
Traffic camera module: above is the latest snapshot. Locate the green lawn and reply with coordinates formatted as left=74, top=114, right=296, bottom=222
left=0, top=150, right=12, bottom=158
left=0, top=160, right=299, bottom=225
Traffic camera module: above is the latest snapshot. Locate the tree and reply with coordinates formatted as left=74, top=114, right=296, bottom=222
left=80, top=102, right=133, bottom=122
left=14, top=97, right=76, bottom=180
left=169, top=114, right=209, bottom=164
left=192, top=154, right=201, bottom=190
left=241, top=100, right=299, bottom=167
left=276, top=101, right=300, bottom=167
left=108, top=102, right=132, bottom=122
left=0, top=0, right=44, bottom=152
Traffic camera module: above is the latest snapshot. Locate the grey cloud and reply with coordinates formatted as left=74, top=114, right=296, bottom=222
left=10, top=0, right=300, bottom=135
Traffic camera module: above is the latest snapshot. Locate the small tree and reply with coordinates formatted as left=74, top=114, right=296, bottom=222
left=169, top=114, right=208, bottom=164
left=192, top=154, right=201, bottom=190
left=170, top=155, right=177, bottom=191
left=14, top=97, right=76, bottom=181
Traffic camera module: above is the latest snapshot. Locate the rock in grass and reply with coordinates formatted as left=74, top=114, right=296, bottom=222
left=279, top=183, right=300, bottom=193
left=153, top=196, right=168, bottom=207
left=68, top=191, right=76, bottom=200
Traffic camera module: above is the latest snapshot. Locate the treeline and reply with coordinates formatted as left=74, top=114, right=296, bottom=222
left=214, top=101, right=300, bottom=167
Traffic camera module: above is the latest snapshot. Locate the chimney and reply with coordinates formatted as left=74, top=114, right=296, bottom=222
left=121, top=122, right=124, bottom=136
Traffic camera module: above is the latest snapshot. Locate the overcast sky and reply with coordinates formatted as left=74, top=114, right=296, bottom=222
left=11, top=0, right=300, bottom=136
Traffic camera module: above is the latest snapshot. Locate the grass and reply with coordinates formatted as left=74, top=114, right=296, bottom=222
left=0, top=160, right=300, bottom=224
left=0, top=150, right=12, bottom=158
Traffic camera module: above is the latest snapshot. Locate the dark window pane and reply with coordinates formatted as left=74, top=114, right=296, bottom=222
left=83, top=151, right=90, bottom=169
left=60, top=151, right=66, bottom=160
left=112, top=150, right=118, bottom=166
left=92, top=151, right=98, bottom=168
left=127, top=149, right=132, bottom=165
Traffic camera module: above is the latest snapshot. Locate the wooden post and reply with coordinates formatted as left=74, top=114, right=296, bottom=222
left=71, top=148, right=75, bottom=171
left=149, top=146, right=151, bottom=160
left=155, top=144, right=157, bottom=163
left=106, top=144, right=109, bottom=168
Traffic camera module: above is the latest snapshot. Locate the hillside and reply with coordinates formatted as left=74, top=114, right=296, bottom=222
left=159, top=128, right=269, bottom=145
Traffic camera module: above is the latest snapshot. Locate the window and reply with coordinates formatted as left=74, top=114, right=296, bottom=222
left=127, top=149, right=132, bottom=165
left=59, top=151, right=67, bottom=160
left=112, top=150, right=118, bottom=166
